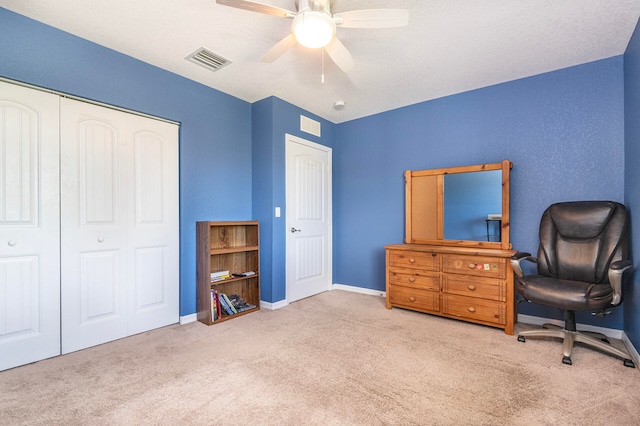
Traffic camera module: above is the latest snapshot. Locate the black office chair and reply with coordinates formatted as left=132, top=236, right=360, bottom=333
left=511, top=201, right=635, bottom=368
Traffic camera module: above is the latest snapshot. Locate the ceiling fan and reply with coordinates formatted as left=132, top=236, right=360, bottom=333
left=216, top=0, right=409, bottom=73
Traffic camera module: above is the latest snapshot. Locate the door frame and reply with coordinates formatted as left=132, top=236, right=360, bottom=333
left=285, top=133, right=333, bottom=303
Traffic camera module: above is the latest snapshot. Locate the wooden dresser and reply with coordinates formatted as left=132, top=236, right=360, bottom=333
left=386, top=244, right=516, bottom=334
left=387, top=160, right=516, bottom=335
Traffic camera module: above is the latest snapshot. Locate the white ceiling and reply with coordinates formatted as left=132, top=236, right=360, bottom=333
left=2, top=0, right=639, bottom=123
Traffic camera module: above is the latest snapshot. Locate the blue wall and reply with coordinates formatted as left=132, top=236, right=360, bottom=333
left=0, top=8, right=253, bottom=317
left=252, top=97, right=335, bottom=303
left=333, top=57, right=626, bottom=328
left=624, top=18, right=640, bottom=351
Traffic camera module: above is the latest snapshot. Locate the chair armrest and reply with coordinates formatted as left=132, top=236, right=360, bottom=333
left=510, top=252, right=537, bottom=278
left=608, top=260, right=633, bottom=306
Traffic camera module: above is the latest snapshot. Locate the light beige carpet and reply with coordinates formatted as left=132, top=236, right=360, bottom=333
left=1, top=290, right=639, bottom=425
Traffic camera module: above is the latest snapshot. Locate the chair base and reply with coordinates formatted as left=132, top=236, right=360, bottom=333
left=518, top=323, right=636, bottom=368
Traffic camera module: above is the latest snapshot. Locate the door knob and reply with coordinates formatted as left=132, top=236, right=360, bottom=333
left=290, top=227, right=301, bottom=233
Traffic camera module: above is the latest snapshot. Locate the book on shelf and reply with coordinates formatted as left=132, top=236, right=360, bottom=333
left=215, top=290, right=222, bottom=319
left=221, top=293, right=237, bottom=314
left=211, top=269, right=230, bottom=282
left=211, top=270, right=230, bottom=280
left=232, top=271, right=256, bottom=277
left=210, top=289, right=218, bottom=321
left=211, top=275, right=230, bottom=282
left=218, top=293, right=235, bottom=316
left=227, top=294, right=257, bottom=313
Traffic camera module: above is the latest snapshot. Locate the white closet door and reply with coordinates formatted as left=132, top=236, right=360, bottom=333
left=60, top=99, right=129, bottom=352
left=60, top=98, right=179, bottom=354
left=0, top=82, right=60, bottom=371
left=127, top=112, right=179, bottom=334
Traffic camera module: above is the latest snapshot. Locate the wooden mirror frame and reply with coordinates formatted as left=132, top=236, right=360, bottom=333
left=404, top=159, right=512, bottom=250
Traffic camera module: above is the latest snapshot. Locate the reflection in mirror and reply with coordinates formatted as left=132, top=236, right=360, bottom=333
left=443, top=170, right=502, bottom=241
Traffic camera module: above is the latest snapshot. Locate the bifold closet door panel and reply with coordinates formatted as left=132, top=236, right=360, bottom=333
left=127, top=110, right=179, bottom=335
left=0, top=82, right=61, bottom=371
left=60, top=98, right=179, bottom=354
left=60, top=99, right=129, bottom=353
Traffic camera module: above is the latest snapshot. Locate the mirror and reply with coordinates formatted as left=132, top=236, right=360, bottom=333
left=444, top=170, right=502, bottom=241
left=404, top=160, right=512, bottom=249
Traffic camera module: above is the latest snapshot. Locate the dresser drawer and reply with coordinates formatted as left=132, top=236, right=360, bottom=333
left=442, top=275, right=506, bottom=301
left=388, top=285, right=440, bottom=312
left=442, top=294, right=506, bottom=325
left=389, top=268, right=440, bottom=291
left=389, top=250, right=440, bottom=271
left=442, top=254, right=506, bottom=279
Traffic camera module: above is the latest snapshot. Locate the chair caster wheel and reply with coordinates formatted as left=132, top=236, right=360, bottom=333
left=517, top=336, right=526, bottom=342
left=562, top=356, right=572, bottom=365
left=623, top=359, right=636, bottom=368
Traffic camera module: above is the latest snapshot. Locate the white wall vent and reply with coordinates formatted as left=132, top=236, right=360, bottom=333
left=300, top=115, right=321, bottom=137
left=186, top=47, right=231, bottom=72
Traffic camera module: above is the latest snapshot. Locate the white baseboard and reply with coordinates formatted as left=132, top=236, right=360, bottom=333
left=260, top=299, right=289, bottom=310
left=622, top=332, right=640, bottom=366
left=332, top=283, right=386, bottom=297
left=179, top=313, right=197, bottom=325
left=259, top=284, right=385, bottom=311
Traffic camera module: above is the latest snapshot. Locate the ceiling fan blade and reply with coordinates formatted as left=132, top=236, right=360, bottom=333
left=261, top=33, right=297, bottom=63
left=324, top=37, right=355, bottom=73
left=333, top=9, right=409, bottom=28
left=216, top=0, right=296, bottom=18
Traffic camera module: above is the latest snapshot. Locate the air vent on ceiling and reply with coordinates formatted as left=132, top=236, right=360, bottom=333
left=186, top=47, right=231, bottom=72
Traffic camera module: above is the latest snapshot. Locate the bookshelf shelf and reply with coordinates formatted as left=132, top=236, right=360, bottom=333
left=210, top=246, right=259, bottom=255
left=211, top=274, right=260, bottom=286
left=196, top=221, right=260, bottom=325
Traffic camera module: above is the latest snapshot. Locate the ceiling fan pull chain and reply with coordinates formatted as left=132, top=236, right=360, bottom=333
left=321, top=49, right=325, bottom=83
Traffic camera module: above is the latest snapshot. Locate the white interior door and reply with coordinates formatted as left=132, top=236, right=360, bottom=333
left=0, top=81, right=61, bottom=371
left=285, top=134, right=332, bottom=303
left=60, top=98, right=179, bottom=354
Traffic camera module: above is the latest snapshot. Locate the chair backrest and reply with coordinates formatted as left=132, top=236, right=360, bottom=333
left=537, top=201, right=628, bottom=283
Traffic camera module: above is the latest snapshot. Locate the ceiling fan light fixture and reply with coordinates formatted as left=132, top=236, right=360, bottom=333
left=292, top=11, right=336, bottom=49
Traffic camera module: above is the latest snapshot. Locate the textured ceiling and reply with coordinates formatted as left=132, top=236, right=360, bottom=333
left=1, top=0, right=639, bottom=123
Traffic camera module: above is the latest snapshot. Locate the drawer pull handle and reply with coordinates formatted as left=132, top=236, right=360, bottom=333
left=468, top=263, right=476, bottom=269
left=409, top=297, right=416, bottom=302
left=468, top=307, right=476, bottom=313
left=8, top=240, right=17, bottom=247
left=409, top=277, right=416, bottom=283
left=409, top=258, right=416, bottom=263
left=468, top=285, right=476, bottom=291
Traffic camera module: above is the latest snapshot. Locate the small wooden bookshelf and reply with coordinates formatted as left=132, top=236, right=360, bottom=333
left=196, top=221, right=260, bottom=325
